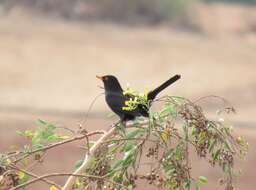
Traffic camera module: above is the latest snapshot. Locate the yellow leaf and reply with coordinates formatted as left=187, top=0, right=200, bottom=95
left=59, top=135, right=70, bottom=139
left=6, top=159, right=12, bottom=165
left=75, top=178, right=81, bottom=186
left=85, top=184, right=92, bottom=190
left=160, top=129, right=169, bottom=143
left=25, top=130, right=34, bottom=137
left=50, top=185, right=59, bottom=190
left=17, top=171, right=25, bottom=179
left=22, top=157, right=29, bottom=167
left=144, top=86, right=148, bottom=96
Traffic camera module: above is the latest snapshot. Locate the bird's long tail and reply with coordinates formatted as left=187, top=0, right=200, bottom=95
left=147, top=74, right=181, bottom=100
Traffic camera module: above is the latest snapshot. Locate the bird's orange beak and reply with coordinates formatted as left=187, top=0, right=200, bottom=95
left=96, top=75, right=103, bottom=80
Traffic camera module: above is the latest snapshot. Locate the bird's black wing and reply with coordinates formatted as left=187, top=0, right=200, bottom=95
left=105, top=92, right=146, bottom=118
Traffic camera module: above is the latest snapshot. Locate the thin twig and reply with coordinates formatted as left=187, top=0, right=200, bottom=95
left=79, top=93, right=104, bottom=127
left=13, top=131, right=105, bottom=164
left=8, top=165, right=61, bottom=189
left=103, top=137, right=158, bottom=145
left=10, top=173, right=125, bottom=190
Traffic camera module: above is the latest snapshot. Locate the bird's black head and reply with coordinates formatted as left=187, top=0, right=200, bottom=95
left=96, top=75, right=123, bottom=93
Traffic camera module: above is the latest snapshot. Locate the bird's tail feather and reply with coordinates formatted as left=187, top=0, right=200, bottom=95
left=147, top=74, right=181, bottom=100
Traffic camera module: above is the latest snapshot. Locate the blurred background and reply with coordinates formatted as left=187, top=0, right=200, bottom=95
left=0, top=0, right=255, bottom=189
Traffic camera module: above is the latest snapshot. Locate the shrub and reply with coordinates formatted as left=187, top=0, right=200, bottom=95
left=204, top=0, right=256, bottom=5
left=0, top=95, right=248, bottom=190
left=0, top=0, right=199, bottom=24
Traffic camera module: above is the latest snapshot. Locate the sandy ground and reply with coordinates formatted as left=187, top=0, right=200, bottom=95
left=0, top=14, right=255, bottom=189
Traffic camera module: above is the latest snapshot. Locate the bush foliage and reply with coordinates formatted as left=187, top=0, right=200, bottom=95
left=1, top=0, right=198, bottom=24
left=0, top=95, right=248, bottom=190
left=205, top=0, right=256, bottom=4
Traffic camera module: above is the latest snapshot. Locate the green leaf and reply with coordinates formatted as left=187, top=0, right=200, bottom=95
left=209, top=139, right=217, bottom=153
left=122, top=146, right=137, bottom=167
left=223, top=127, right=232, bottom=136
left=126, top=129, right=145, bottom=139
left=175, top=144, right=183, bottom=160
left=191, top=127, right=197, bottom=136
left=165, top=168, right=176, bottom=176
left=184, top=179, right=191, bottom=188
left=112, top=160, right=124, bottom=170
left=43, top=124, right=56, bottom=139
left=88, top=141, right=95, bottom=148
left=87, top=157, right=97, bottom=168
left=160, top=103, right=176, bottom=117
left=127, top=184, right=133, bottom=190
left=47, top=123, right=56, bottom=130
left=112, top=174, right=123, bottom=183
left=75, top=160, right=84, bottom=169
left=33, top=144, right=44, bottom=149
left=122, top=144, right=136, bottom=152
left=222, top=163, right=230, bottom=173
left=198, top=132, right=206, bottom=146
left=122, top=153, right=134, bottom=167
left=224, top=141, right=233, bottom=152
left=198, top=176, right=208, bottom=184
left=16, top=130, right=23, bottom=136
left=18, top=172, right=30, bottom=184
left=47, top=134, right=58, bottom=141
left=195, top=183, right=200, bottom=190
left=213, top=149, right=221, bottom=161
left=32, top=129, right=42, bottom=145
left=37, top=119, right=47, bottom=125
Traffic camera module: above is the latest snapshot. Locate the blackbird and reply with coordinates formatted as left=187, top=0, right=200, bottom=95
left=96, top=74, right=181, bottom=121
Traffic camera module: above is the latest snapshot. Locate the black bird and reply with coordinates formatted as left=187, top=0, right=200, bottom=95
left=97, top=74, right=181, bottom=121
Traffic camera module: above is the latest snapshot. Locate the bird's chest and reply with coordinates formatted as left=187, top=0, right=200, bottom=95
left=105, top=93, right=126, bottom=112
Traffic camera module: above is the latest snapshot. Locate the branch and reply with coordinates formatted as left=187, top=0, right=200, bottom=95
left=62, top=124, right=118, bottom=190
left=10, top=173, right=124, bottom=190
left=62, top=120, right=149, bottom=190
left=8, top=165, right=61, bottom=189
left=13, top=131, right=105, bottom=164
